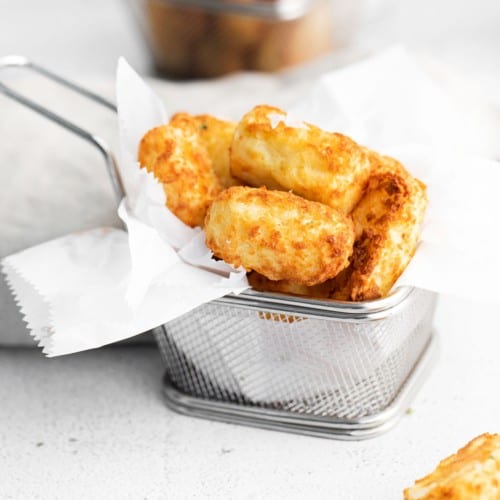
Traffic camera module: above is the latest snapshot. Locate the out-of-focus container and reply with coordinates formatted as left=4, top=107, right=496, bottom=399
left=128, top=0, right=345, bottom=79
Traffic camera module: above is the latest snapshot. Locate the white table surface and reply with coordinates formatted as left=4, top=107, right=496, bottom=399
left=1, top=295, right=499, bottom=499
left=2, top=1, right=500, bottom=499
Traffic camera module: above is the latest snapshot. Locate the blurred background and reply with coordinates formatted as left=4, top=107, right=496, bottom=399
left=0, top=0, right=499, bottom=87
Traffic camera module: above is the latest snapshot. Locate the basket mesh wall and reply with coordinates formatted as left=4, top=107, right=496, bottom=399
left=155, top=289, right=436, bottom=420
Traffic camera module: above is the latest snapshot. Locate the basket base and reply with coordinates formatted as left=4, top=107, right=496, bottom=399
left=161, top=332, right=438, bottom=440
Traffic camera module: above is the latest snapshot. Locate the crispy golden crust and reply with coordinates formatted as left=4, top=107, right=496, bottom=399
left=138, top=106, right=426, bottom=300
left=247, top=272, right=332, bottom=299
left=230, top=105, right=372, bottom=214
left=205, top=186, right=354, bottom=286
left=193, top=114, right=240, bottom=188
left=138, top=113, right=222, bottom=227
left=248, top=155, right=427, bottom=302
left=328, top=154, right=428, bottom=301
left=404, top=433, right=500, bottom=500
left=138, top=124, right=168, bottom=175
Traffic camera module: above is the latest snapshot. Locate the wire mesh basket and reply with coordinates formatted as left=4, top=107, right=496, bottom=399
left=0, top=56, right=438, bottom=440
left=155, top=287, right=437, bottom=438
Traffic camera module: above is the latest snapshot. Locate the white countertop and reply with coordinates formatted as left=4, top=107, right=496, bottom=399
left=1, top=295, right=499, bottom=499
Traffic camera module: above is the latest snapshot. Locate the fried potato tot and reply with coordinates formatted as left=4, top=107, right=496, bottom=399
left=230, top=105, right=372, bottom=214
left=193, top=114, right=240, bottom=188
left=404, top=433, right=500, bottom=500
left=205, top=186, right=354, bottom=286
left=330, top=155, right=428, bottom=301
left=138, top=113, right=222, bottom=228
left=247, top=271, right=332, bottom=299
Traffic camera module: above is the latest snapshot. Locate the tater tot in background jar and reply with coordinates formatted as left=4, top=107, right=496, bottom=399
left=141, top=1, right=208, bottom=78
left=215, top=11, right=264, bottom=50
left=191, top=35, right=246, bottom=79
left=252, top=1, right=332, bottom=71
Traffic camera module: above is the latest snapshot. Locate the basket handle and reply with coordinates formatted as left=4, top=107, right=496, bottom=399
left=0, top=55, right=125, bottom=202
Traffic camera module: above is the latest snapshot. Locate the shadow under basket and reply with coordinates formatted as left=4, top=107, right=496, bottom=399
left=154, top=287, right=438, bottom=440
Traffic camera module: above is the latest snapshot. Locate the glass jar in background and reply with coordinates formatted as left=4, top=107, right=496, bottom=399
left=128, top=0, right=360, bottom=79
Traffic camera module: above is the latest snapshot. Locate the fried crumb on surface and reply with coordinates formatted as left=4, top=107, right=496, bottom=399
left=404, top=433, right=500, bottom=500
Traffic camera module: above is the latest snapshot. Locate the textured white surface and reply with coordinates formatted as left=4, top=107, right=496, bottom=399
left=1, top=295, right=499, bottom=500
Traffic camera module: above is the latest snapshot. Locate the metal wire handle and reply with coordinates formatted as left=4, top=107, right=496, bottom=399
left=0, top=54, right=125, bottom=202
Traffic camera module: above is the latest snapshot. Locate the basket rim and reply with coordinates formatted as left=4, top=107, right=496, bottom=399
left=214, top=286, right=424, bottom=321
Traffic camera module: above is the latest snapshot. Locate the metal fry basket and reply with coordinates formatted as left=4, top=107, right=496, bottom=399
left=0, top=56, right=438, bottom=440
left=155, top=287, right=437, bottom=439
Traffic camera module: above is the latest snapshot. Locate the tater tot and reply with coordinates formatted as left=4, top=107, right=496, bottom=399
left=138, top=113, right=222, bottom=228
left=247, top=271, right=332, bottom=299
left=253, top=2, right=331, bottom=72
left=193, top=115, right=240, bottom=188
left=331, top=155, right=428, bottom=301
left=215, top=12, right=264, bottom=50
left=404, top=433, right=500, bottom=500
left=205, top=186, right=355, bottom=286
left=144, top=2, right=207, bottom=77
left=230, top=105, right=372, bottom=214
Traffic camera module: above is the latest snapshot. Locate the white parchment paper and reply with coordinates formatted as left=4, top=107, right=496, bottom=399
left=2, top=46, right=500, bottom=357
